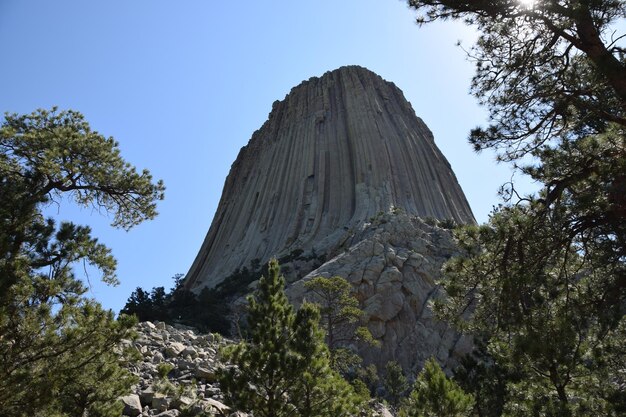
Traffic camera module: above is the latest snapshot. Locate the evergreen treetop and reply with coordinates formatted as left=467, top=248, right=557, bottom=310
left=0, top=108, right=163, bottom=416
left=218, top=259, right=363, bottom=417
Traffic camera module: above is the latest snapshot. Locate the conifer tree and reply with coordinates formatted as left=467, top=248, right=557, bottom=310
left=0, top=108, right=164, bottom=416
left=290, top=301, right=362, bottom=417
left=384, top=361, right=409, bottom=410
left=218, top=259, right=362, bottom=417
left=404, top=1, right=626, bottom=414
left=401, top=358, right=474, bottom=417
left=304, top=275, right=377, bottom=372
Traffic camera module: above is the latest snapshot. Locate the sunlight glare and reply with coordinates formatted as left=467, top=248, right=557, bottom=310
left=519, top=0, right=535, bottom=9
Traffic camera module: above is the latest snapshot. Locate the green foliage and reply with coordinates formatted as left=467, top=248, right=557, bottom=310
left=121, top=248, right=328, bottom=335
left=383, top=361, right=409, bottom=410
left=401, top=358, right=474, bottom=417
left=304, top=275, right=378, bottom=371
left=218, top=259, right=362, bottom=417
left=121, top=286, right=170, bottom=322
left=121, top=274, right=231, bottom=335
left=405, top=1, right=626, bottom=415
left=354, top=363, right=380, bottom=397
left=0, top=108, right=162, bottom=416
left=407, top=0, right=626, bottom=162
left=453, top=337, right=513, bottom=417
left=422, top=217, right=438, bottom=227
left=0, top=301, right=139, bottom=417
left=0, top=107, right=164, bottom=240
left=213, top=265, right=260, bottom=297
left=438, top=218, right=457, bottom=230
left=157, top=362, right=175, bottom=379
left=438, top=196, right=625, bottom=415
left=351, top=378, right=371, bottom=401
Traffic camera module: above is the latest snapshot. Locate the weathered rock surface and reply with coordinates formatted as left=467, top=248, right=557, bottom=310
left=185, top=65, right=474, bottom=291
left=121, top=394, right=142, bottom=417
left=287, top=211, right=472, bottom=374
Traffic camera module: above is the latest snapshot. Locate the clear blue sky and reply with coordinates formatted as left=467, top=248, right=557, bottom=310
left=0, top=0, right=535, bottom=313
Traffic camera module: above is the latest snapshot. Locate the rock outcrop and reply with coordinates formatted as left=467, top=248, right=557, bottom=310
left=287, top=211, right=471, bottom=374
left=185, top=65, right=474, bottom=291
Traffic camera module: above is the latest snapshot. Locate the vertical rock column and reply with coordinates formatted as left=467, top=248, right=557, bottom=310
left=185, top=65, right=474, bottom=291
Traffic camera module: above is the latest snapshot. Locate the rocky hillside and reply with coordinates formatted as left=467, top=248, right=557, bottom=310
left=119, top=321, right=393, bottom=417
left=119, top=321, right=231, bottom=417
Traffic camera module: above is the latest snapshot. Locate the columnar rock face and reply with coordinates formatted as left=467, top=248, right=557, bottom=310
left=185, top=66, right=474, bottom=291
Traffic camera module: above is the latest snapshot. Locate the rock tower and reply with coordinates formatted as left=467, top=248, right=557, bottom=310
left=185, top=66, right=475, bottom=372
left=185, top=66, right=474, bottom=291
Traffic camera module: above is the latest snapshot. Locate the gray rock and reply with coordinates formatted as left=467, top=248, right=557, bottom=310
left=152, top=351, right=164, bottom=363
left=171, top=333, right=185, bottom=343
left=177, top=358, right=194, bottom=370
left=120, top=323, right=239, bottom=415
left=164, top=342, right=185, bottom=358
left=377, top=404, right=395, bottom=417
left=204, top=397, right=230, bottom=414
left=172, top=395, right=194, bottom=409
left=205, top=386, right=221, bottom=397
left=120, top=394, right=142, bottom=416
left=194, top=366, right=216, bottom=382
left=139, top=385, right=156, bottom=405
left=151, top=394, right=171, bottom=412
left=184, top=65, right=474, bottom=292
left=181, top=346, right=198, bottom=358
left=154, top=410, right=180, bottom=417
left=288, top=212, right=472, bottom=373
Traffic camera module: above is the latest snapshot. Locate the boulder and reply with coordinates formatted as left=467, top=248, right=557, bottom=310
left=204, top=398, right=230, bottom=415
left=287, top=212, right=472, bottom=373
left=120, top=394, right=142, bottom=416
left=194, top=366, right=217, bottom=382
left=151, top=394, right=171, bottom=412
left=181, top=346, right=198, bottom=358
left=165, top=342, right=185, bottom=358
left=139, top=385, right=156, bottom=405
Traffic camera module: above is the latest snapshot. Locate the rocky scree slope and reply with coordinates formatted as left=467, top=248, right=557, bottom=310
left=119, top=321, right=394, bottom=417
left=119, top=321, right=231, bottom=417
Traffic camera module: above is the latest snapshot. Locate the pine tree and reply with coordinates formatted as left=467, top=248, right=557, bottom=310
left=289, top=301, right=362, bottom=417
left=401, top=358, right=474, bottom=417
left=440, top=203, right=626, bottom=415
left=0, top=108, right=164, bottom=416
left=218, top=259, right=361, bottom=417
left=404, top=1, right=626, bottom=414
left=304, top=275, right=377, bottom=372
left=383, top=361, right=409, bottom=410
